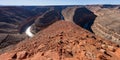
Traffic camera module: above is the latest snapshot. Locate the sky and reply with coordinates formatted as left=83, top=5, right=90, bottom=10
left=0, top=0, right=120, bottom=6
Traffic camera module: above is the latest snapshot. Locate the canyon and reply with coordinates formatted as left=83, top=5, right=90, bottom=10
left=1, top=21, right=120, bottom=60
left=0, top=5, right=120, bottom=60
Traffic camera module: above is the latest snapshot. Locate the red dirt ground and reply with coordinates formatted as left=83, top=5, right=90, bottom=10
left=0, top=21, right=120, bottom=60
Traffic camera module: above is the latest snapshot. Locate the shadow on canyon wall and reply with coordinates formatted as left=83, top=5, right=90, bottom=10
left=73, top=7, right=97, bottom=32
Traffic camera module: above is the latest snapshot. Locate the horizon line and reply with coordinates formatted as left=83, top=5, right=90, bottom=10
left=0, top=4, right=120, bottom=6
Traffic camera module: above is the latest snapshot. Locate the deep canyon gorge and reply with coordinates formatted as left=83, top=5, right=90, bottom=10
left=0, top=5, right=120, bottom=60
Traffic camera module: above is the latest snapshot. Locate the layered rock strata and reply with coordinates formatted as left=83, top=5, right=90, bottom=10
left=92, top=8, right=120, bottom=45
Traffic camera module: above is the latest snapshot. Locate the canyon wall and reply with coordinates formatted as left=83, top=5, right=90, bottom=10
left=62, top=7, right=96, bottom=32
left=92, top=8, right=120, bottom=45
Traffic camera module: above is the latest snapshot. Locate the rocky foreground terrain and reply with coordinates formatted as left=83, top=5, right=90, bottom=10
left=0, top=21, right=120, bottom=60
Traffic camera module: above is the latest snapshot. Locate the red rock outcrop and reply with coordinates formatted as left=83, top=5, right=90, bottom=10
left=0, top=21, right=120, bottom=60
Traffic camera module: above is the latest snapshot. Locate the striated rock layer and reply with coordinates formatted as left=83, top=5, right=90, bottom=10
left=31, top=10, right=61, bottom=34
left=0, top=6, right=35, bottom=50
left=0, top=6, right=35, bottom=33
left=0, top=21, right=120, bottom=60
left=92, top=8, right=120, bottom=45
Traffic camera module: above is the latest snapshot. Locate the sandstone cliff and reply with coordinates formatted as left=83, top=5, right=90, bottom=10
left=62, top=7, right=96, bottom=32
left=92, top=8, right=120, bottom=45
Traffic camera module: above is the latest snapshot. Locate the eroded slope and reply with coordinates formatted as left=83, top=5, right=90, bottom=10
left=0, top=21, right=120, bottom=60
left=92, top=8, right=120, bottom=45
